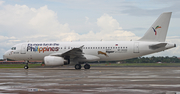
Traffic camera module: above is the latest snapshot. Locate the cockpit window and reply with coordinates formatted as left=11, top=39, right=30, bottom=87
left=11, top=47, right=16, bottom=50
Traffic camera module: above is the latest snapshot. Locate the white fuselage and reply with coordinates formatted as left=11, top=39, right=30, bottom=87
left=3, top=41, right=175, bottom=64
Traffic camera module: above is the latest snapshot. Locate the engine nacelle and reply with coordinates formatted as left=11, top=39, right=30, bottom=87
left=44, top=56, right=67, bottom=66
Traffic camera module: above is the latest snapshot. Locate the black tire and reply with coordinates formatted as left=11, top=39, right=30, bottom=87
left=24, top=65, right=29, bottom=69
left=75, top=64, right=81, bottom=70
left=84, top=64, right=90, bottom=69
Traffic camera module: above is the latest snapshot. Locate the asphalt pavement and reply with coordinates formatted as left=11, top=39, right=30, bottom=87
left=0, top=67, right=180, bottom=94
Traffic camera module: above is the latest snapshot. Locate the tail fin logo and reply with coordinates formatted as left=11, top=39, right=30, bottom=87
left=152, top=26, right=161, bottom=35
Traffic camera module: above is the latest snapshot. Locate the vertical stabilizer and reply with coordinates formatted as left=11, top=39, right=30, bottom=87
left=138, top=12, right=172, bottom=42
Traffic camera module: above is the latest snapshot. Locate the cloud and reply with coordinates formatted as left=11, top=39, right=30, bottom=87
left=85, top=16, right=89, bottom=23
left=52, top=0, right=180, bottom=18
left=0, top=35, right=21, bottom=57
left=94, top=14, right=138, bottom=41
left=29, top=5, right=71, bottom=35
left=121, top=0, right=180, bottom=18
left=97, top=14, right=121, bottom=32
left=65, top=14, right=139, bottom=41
left=0, top=1, right=4, bottom=5
left=50, top=14, right=138, bottom=41
left=0, top=3, right=137, bottom=42
left=0, top=4, right=71, bottom=37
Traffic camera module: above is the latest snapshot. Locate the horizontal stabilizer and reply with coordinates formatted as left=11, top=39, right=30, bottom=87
left=149, top=43, right=167, bottom=50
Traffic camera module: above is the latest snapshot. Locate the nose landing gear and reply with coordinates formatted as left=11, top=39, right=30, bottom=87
left=24, top=65, right=28, bottom=69
left=24, top=61, right=29, bottom=69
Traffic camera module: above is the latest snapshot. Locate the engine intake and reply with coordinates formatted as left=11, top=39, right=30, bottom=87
left=44, top=56, right=67, bottom=66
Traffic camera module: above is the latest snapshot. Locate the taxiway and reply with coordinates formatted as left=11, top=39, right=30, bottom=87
left=0, top=67, right=180, bottom=94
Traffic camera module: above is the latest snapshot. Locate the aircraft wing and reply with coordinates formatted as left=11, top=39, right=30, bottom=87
left=61, top=45, right=84, bottom=58
left=51, top=45, right=84, bottom=58
left=149, top=43, right=167, bottom=50
left=50, top=45, right=100, bottom=62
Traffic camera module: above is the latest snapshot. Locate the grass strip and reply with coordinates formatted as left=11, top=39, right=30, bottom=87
left=0, top=64, right=41, bottom=68
left=1, top=63, right=180, bottom=68
left=91, top=63, right=180, bottom=67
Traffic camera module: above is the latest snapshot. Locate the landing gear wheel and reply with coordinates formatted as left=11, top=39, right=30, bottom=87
left=24, top=60, right=29, bottom=69
left=84, top=64, right=90, bottom=69
left=24, top=65, right=29, bottom=69
left=75, top=64, right=81, bottom=70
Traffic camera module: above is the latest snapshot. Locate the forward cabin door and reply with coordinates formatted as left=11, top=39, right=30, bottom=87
left=21, top=44, right=26, bottom=54
left=133, top=42, right=139, bottom=53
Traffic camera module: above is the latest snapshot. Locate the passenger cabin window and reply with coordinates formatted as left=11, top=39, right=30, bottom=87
left=11, top=47, right=16, bottom=50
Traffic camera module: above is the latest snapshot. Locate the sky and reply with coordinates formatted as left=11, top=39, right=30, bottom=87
left=0, top=0, right=180, bottom=58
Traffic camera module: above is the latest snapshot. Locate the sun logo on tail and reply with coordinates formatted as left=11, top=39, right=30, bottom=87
left=152, top=26, right=161, bottom=35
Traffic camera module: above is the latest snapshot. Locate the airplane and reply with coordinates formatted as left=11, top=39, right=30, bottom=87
left=3, top=12, right=176, bottom=70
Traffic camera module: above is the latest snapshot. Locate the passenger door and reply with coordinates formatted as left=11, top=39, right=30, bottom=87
left=21, top=44, right=26, bottom=54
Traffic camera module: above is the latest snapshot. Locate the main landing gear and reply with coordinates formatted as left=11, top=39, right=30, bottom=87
left=75, top=63, right=91, bottom=70
left=24, top=61, right=29, bottom=69
left=75, top=64, right=81, bottom=69
left=84, top=64, right=90, bottom=69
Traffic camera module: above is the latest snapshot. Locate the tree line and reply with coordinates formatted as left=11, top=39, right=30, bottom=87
left=121, top=56, right=180, bottom=63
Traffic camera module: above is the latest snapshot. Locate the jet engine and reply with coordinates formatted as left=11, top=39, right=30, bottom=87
left=44, top=56, right=67, bottom=66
